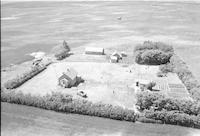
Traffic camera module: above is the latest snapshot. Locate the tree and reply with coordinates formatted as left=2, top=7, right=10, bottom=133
left=63, top=40, right=70, bottom=52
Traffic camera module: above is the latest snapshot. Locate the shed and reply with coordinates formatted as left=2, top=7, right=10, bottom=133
left=112, top=51, right=122, bottom=60
left=58, top=68, right=78, bottom=88
left=85, top=47, right=104, bottom=55
left=110, top=55, right=118, bottom=63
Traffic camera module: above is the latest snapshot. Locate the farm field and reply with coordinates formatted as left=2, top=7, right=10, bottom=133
left=1, top=1, right=200, bottom=83
left=2, top=102, right=200, bottom=136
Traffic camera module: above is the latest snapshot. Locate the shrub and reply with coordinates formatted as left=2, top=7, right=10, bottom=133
left=136, top=91, right=200, bottom=128
left=190, top=88, right=200, bottom=101
left=159, top=63, right=174, bottom=73
left=1, top=90, right=137, bottom=122
left=4, top=65, right=47, bottom=89
left=144, top=110, right=200, bottom=128
left=134, top=41, right=174, bottom=65
left=55, top=49, right=70, bottom=60
left=136, top=91, right=200, bottom=116
left=135, top=50, right=172, bottom=65
left=136, top=91, right=164, bottom=111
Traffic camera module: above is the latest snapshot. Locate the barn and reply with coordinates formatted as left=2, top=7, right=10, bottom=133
left=85, top=47, right=104, bottom=55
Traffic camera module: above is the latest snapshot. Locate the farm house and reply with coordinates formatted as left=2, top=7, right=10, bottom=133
left=58, top=68, right=78, bottom=88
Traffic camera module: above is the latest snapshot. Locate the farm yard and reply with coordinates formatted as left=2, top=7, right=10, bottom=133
left=14, top=52, right=191, bottom=109
left=1, top=1, right=200, bottom=135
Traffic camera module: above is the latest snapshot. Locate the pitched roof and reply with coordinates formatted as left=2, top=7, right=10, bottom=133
left=63, top=68, right=78, bottom=80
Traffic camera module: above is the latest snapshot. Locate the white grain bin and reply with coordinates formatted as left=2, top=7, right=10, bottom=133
left=85, top=47, right=104, bottom=55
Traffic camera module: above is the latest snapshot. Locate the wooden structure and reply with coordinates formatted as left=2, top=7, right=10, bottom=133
left=112, top=51, right=122, bottom=60
left=110, top=56, right=118, bottom=63
left=85, top=47, right=104, bottom=55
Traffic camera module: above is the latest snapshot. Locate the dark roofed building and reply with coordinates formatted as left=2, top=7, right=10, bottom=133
left=58, top=68, right=78, bottom=88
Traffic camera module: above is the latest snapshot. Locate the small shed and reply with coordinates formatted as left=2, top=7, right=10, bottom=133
left=58, top=68, right=78, bottom=88
left=112, top=51, right=122, bottom=60
left=110, top=55, right=118, bottom=63
left=85, top=47, right=104, bottom=55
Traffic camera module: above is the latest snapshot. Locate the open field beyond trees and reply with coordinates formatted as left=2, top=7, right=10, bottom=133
left=1, top=1, right=200, bottom=82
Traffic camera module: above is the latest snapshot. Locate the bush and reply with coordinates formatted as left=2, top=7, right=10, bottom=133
left=144, top=110, right=200, bottom=128
left=134, top=41, right=174, bottom=53
left=136, top=91, right=200, bottom=116
left=135, top=50, right=172, bottom=65
left=1, top=90, right=137, bottom=122
left=136, top=91, right=200, bottom=128
left=4, top=65, right=47, bottom=89
left=190, top=88, right=200, bottom=101
left=136, top=91, right=164, bottom=111
left=55, top=49, right=70, bottom=60
left=159, top=63, right=174, bottom=73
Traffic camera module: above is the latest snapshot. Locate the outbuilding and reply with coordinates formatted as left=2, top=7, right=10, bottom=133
left=112, top=51, right=122, bottom=60
left=85, top=47, right=104, bottom=55
left=110, top=55, right=118, bottom=63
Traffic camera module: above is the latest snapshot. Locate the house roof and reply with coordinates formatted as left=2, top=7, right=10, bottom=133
left=85, top=47, right=104, bottom=55
left=63, top=68, right=78, bottom=80
left=110, top=55, right=118, bottom=60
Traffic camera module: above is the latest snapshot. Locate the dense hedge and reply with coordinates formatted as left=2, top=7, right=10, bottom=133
left=136, top=91, right=200, bottom=115
left=1, top=90, right=136, bottom=122
left=4, top=64, right=48, bottom=89
left=134, top=41, right=173, bottom=65
left=135, top=50, right=172, bottom=65
left=159, top=55, right=200, bottom=101
left=144, top=110, right=200, bottom=128
left=136, top=91, right=200, bottom=128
